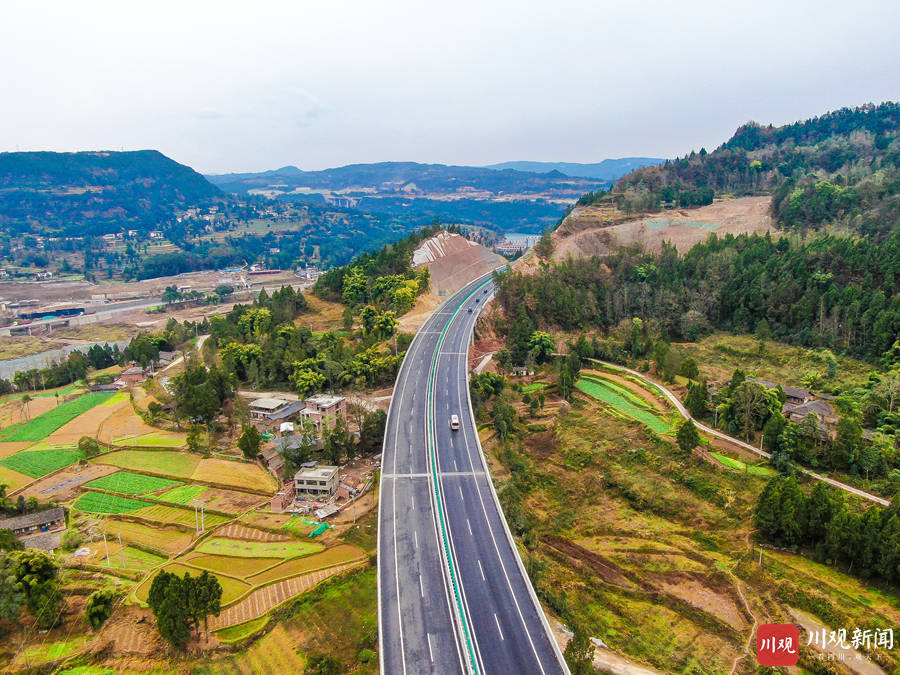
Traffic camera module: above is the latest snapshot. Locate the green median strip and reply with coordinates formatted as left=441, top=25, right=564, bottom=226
left=426, top=277, right=492, bottom=674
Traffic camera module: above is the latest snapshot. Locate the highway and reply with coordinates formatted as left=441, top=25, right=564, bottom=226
left=378, top=272, right=567, bottom=674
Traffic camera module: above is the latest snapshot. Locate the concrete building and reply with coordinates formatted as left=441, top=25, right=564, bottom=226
left=249, top=397, right=303, bottom=421
left=271, top=481, right=296, bottom=513
left=294, top=463, right=339, bottom=498
left=0, top=507, right=65, bottom=538
left=299, top=394, right=347, bottom=434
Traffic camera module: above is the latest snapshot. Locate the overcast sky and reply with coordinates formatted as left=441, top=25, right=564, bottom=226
left=1, top=1, right=898, bottom=173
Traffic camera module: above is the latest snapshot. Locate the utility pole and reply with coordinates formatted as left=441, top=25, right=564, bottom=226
left=118, top=534, right=126, bottom=568
left=102, top=533, right=110, bottom=567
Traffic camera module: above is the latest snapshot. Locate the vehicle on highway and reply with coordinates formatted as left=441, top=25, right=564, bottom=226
left=450, top=414, right=460, bottom=430
left=467, top=307, right=472, bottom=313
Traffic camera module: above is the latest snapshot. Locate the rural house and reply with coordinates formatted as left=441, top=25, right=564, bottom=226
left=294, top=463, right=339, bottom=498
left=299, top=394, right=347, bottom=434
left=117, top=365, right=147, bottom=386
left=750, top=378, right=812, bottom=405
left=248, top=397, right=303, bottom=421
left=0, top=507, right=65, bottom=538
left=782, top=399, right=839, bottom=437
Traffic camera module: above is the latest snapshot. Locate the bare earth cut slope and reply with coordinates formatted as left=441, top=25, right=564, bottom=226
left=400, top=231, right=506, bottom=330
left=551, top=196, right=774, bottom=261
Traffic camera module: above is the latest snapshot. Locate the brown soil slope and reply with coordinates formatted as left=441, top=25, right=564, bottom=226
left=550, top=196, right=774, bottom=262
left=400, top=232, right=506, bottom=331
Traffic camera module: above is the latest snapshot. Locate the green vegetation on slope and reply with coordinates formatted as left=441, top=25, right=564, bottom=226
left=0, top=392, right=114, bottom=442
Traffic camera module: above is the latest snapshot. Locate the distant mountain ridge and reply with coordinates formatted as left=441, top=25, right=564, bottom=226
left=484, top=158, right=664, bottom=180
left=206, top=160, right=606, bottom=194
left=0, top=149, right=222, bottom=236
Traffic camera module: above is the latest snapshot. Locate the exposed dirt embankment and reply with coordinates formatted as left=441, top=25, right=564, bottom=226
left=399, top=231, right=506, bottom=331
left=515, top=197, right=774, bottom=273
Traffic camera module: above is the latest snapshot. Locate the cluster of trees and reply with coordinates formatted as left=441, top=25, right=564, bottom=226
left=274, top=411, right=385, bottom=477
left=147, top=570, right=222, bottom=648
left=755, top=475, right=900, bottom=583
left=210, top=286, right=404, bottom=394
left=315, top=225, right=435, bottom=313
left=0, top=550, right=63, bottom=629
left=13, top=351, right=90, bottom=392
left=494, top=230, right=900, bottom=360
left=171, top=363, right=235, bottom=425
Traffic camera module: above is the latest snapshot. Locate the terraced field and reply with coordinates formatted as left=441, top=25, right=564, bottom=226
left=575, top=374, right=671, bottom=433
left=0, top=392, right=114, bottom=442
left=100, top=545, right=167, bottom=571
left=74, top=491, right=153, bottom=514
left=0, top=446, right=84, bottom=478
left=131, top=503, right=230, bottom=528
left=135, top=563, right=251, bottom=605
left=84, top=471, right=183, bottom=495
left=245, top=545, right=367, bottom=585
left=101, top=520, right=193, bottom=555
left=195, top=537, right=322, bottom=559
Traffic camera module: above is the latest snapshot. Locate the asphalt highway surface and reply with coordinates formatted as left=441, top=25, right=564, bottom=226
left=379, top=273, right=567, bottom=674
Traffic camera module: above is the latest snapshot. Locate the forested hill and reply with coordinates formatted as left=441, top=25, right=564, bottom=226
left=0, top=150, right=223, bottom=236
left=611, top=102, right=900, bottom=237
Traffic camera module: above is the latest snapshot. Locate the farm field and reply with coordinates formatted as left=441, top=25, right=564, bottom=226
left=209, top=563, right=363, bottom=630
left=91, top=450, right=275, bottom=493
left=212, top=615, right=269, bottom=644
left=92, top=449, right=200, bottom=479
left=135, top=563, right=251, bottom=605
left=101, top=519, right=193, bottom=555
left=74, top=491, right=152, bottom=514
left=45, top=395, right=129, bottom=445
left=0, top=464, right=32, bottom=491
left=239, top=511, right=317, bottom=536
left=97, top=402, right=185, bottom=447
left=709, top=451, right=774, bottom=476
left=0, top=441, right=37, bottom=459
left=196, top=625, right=306, bottom=674
left=157, top=484, right=265, bottom=513
left=180, top=553, right=281, bottom=577
left=575, top=374, right=671, bottom=433
left=131, top=503, right=230, bottom=528
left=195, top=537, right=323, bottom=559
left=84, top=471, right=183, bottom=495
left=0, top=392, right=114, bottom=442
left=246, top=545, right=367, bottom=585
left=0, top=446, right=84, bottom=478
left=218, top=521, right=293, bottom=541
left=95, top=545, right=167, bottom=571
left=12, top=636, right=92, bottom=668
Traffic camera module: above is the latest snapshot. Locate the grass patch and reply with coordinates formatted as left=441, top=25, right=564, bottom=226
left=213, top=615, right=270, bottom=644
left=195, top=537, right=323, bottom=559
left=0, top=464, right=32, bottom=491
left=84, top=470, right=183, bottom=495
left=575, top=377, right=670, bottom=433
left=74, top=491, right=153, bottom=514
left=191, top=457, right=277, bottom=493
left=0, top=446, right=84, bottom=478
left=521, top=382, right=547, bottom=393
left=0, top=392, right=114, bottom=442
left=157, top=484, right=208, bottom=504
left=196, top=625, right=305, bottom=673
left=116, top=431, right=186, bottom=447
left=15, top=637, right=90, bottom=666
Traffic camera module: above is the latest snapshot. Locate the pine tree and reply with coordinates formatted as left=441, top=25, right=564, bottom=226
left=676, top=419, right=701, bottom=453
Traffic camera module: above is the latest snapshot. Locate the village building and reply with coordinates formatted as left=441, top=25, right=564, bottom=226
left=117, top=365, right=147, bottom=386
left=750, top=378, right=812, bottom=405
left=0, top=507, right=65, bottom=539
left=299, top=394, right=347, bottom=434
left=248, top=397, right=303, bottom=421
left=294, top=463, right=339, bottom=498
left=270, top=480, right=296, bottom=513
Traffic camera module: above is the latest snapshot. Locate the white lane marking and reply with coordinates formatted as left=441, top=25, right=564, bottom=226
left=414, top=531, right=418, bottom=549
left=454, top=459, right=458, bottom=471
left=478, top=559, right=485, bottom=580
left=458, top=485, right=464, bottom=501
left=427, top=633, right=434, bottom=663
left=419, top=573, right=425, bottom=598
left=494, top=613, right=505, bottom=641
left=467, top=519, right=473, bottom=536
left=410, top=494, right=415, bottom=510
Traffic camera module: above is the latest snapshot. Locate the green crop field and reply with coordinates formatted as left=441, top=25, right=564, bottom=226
left=0, top=446, right=84, bottom=478
left=103, top=545, right=167, bottom=571
left=122, top=431, right=186, bottom=447
left=520, top=382, right=547, bottom=393
left=581, top=374, right=656, bottom=408
left=92, top=449, right=200, bottom=479
left=132, top=503, right=230, bottom=528
left=84, top=471, right=183, bottom=495
left=157, top=484, right=208, bottom=504
left=709, top=451, right=774, bottom=476
left=74, top=491, right=153, bottom=514
left=213, top=615, right=269, bottom=644
left=0, top=392, right=114, bottom=442
left=196, top=537, right=323, bottom=559
left=15, top=637, right=91, bottom=667
left=575, top=377, right=671, bottom=434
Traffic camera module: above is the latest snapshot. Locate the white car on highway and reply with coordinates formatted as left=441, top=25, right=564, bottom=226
left=450, top=414, right=460, bottom=430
